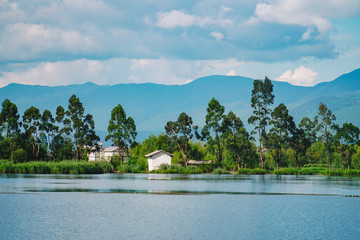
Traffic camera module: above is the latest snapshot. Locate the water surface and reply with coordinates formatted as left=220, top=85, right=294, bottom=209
left=1, top=174, right=359, bottom=239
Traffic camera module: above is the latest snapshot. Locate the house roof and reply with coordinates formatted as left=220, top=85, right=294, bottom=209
left=103, top=146, right=119, bottom=152
left=145, top=150, right=173, bottom=158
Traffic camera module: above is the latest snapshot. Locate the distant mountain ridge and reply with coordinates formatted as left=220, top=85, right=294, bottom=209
left=1, top=68, right=360, bottom=142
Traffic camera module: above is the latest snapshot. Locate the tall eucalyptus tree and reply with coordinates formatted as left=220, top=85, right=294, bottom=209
left=248, top=77, right=274, bottom=169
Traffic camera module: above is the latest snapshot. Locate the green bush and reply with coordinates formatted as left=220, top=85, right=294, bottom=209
left=150, top=164, right=205, bottom=174
left=10, top=149, right=28, bottom=163
left=111, top=156, right=122, bottom=169
left=303, top=163, right=328, bottom=168
left=182, top=165, right=203, bottom=174
left=323, top=169, right=360, bottom=177
left=117, top=164, right=142, bottom=173
left=274, top=168, right=299, bottom=175
left=212, top=168, right=230, bottom=174
left=237, top=168, right=266, bottom=175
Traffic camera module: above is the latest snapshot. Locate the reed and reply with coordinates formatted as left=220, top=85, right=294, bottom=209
left=237, top=168, right=266, bottom=175
left=0, top=160, right=113, bottom=174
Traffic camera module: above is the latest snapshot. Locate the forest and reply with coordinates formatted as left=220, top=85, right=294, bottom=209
left=1, top=77, right=360, bottom=175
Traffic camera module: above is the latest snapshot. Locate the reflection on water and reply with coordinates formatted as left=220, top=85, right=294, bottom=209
left=1, top=173, right=359, bottom=197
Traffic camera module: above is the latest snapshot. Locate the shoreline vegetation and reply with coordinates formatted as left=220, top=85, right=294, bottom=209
left=1, top=160, right=359, bottom=176
left=1, top=78, right=360, bottom=176
left=0, top=160, right=113, bottom=174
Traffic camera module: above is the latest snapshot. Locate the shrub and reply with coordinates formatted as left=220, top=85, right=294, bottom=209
left=10, top=149, right=28, bottom=163
left=274, top=168, right=298, bottom=175
left=111, top=156, right=122, bottom=169
left=237, top=168, right=266, bottom=175
left=303, top=163, right=328, bottom=168
left=212, top=168, right=230, bottom=174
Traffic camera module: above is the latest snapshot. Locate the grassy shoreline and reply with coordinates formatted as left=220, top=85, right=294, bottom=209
left=0, top=160, right=113, bottom=174
left=1, top=160, right=359, bottom=176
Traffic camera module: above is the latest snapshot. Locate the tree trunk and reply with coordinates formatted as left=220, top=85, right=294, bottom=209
left=236, top=155, right=241, bottom=171
left=295, top=154, right=300, bottom=170
left=340, top=154, right=345, bottom=170
left=257, top=104, right=265, bottom=169
left=36, top=144, right=40, bottom=158
left=179, top=149, right=187, bottom=166
left=216, top=135, right=222, bottom=167
left=347, top=156, right=351, bottom=170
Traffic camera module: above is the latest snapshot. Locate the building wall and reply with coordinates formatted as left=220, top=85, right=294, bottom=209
left=101, top=151, right=120, bottom=161
left=88, top=152, right=100, bottom=161
left=88, top=151, right=129, bottom=162
left=148, top=152, right=171, bottom=171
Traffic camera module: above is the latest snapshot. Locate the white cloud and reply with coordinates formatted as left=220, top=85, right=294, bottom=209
left=301, top=27, right=314, bottom=41
left=0, top=0, right=26, bottom=22
left=275, top=65, right=319, bottom=86
left=154, top=9, right=233, bottom=29
left=210, top=31, right=224, bottom=41
left=0, top=58, right=250, bottom=88
left=221, top=6, right=233, bottom=13
left=0, top=23, right=95, bottom=61
left=226, top=70, right=237, bottom=76
left=129, top=58, right=198, bottom=85
left=251, top=0, right=360, bottom=36
left=0, top=59, right=113, bottom=87
left=155, top=10, right=200, bottom=29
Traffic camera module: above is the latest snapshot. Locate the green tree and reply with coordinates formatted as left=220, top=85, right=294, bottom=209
left=290, top=127, right=312, bottom=170
left=0, top=99, right=20, bottom=138
left=52, top=105, right=73, bottom=160
left=201, top=98, right=226, bottom=167
left=66, top=95, right=99, bottom=160
left=223, top=111, right=253, bottom=170
left=266, top=103, right=294, bottom=170
left=40, top=109, right=58, bottom=151
left=22, top=106, right=42, bottom=159
left=334, top=123, right=360, bottom=170
left=299, top=116, right=318, bottom=144
left=316, top=103, right=337, bottom=169
left=248, top=77, right=274, bottom=169
left=165, top=112, right=198, bottom=166
left=106, top=104, right=137, bottom=166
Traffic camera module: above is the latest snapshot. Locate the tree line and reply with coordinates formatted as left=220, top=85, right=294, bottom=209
left=1, top=78, right=360, bottom=171
left=131, top=77, right=360, bottom=171
left=0, top=95, right=100, bottom=162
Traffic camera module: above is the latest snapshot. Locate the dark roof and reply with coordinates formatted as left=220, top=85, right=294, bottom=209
left=145, top=150, right=173, bottom=158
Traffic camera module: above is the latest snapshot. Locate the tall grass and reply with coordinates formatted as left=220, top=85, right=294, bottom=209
left=325, top=169, right=360, bottom=177
left=151, top=164, right=205, bottom=174
left=212, top=168, right=230, bottom=174
left=0, top=160, right=113, bottom=174
left=236, top=168, right=266, bottom=175
left=273, top=167, right=360, bottom=176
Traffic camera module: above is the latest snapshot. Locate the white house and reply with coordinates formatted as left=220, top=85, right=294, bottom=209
left=88, top=143, right=128, bottom=162
left=101, top=147, right=120, bottom=161
left=145, top=150, right=173, bottom=171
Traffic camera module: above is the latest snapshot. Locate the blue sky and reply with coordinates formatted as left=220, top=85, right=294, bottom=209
left=0, top=0, right=359, bottom=88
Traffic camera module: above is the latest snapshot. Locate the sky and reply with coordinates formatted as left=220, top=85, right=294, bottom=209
left=0, top=0, right=360, bottom=88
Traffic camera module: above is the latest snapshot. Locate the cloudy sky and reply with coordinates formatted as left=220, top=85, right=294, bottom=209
left=0, top=0, right=359, bottom=88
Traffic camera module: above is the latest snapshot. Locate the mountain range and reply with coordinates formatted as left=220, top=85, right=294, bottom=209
left=1, top=68, right=360, bottom=142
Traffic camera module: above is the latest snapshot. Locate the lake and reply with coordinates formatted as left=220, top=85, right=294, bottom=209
left=0, top=174, right=359, bottom=240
